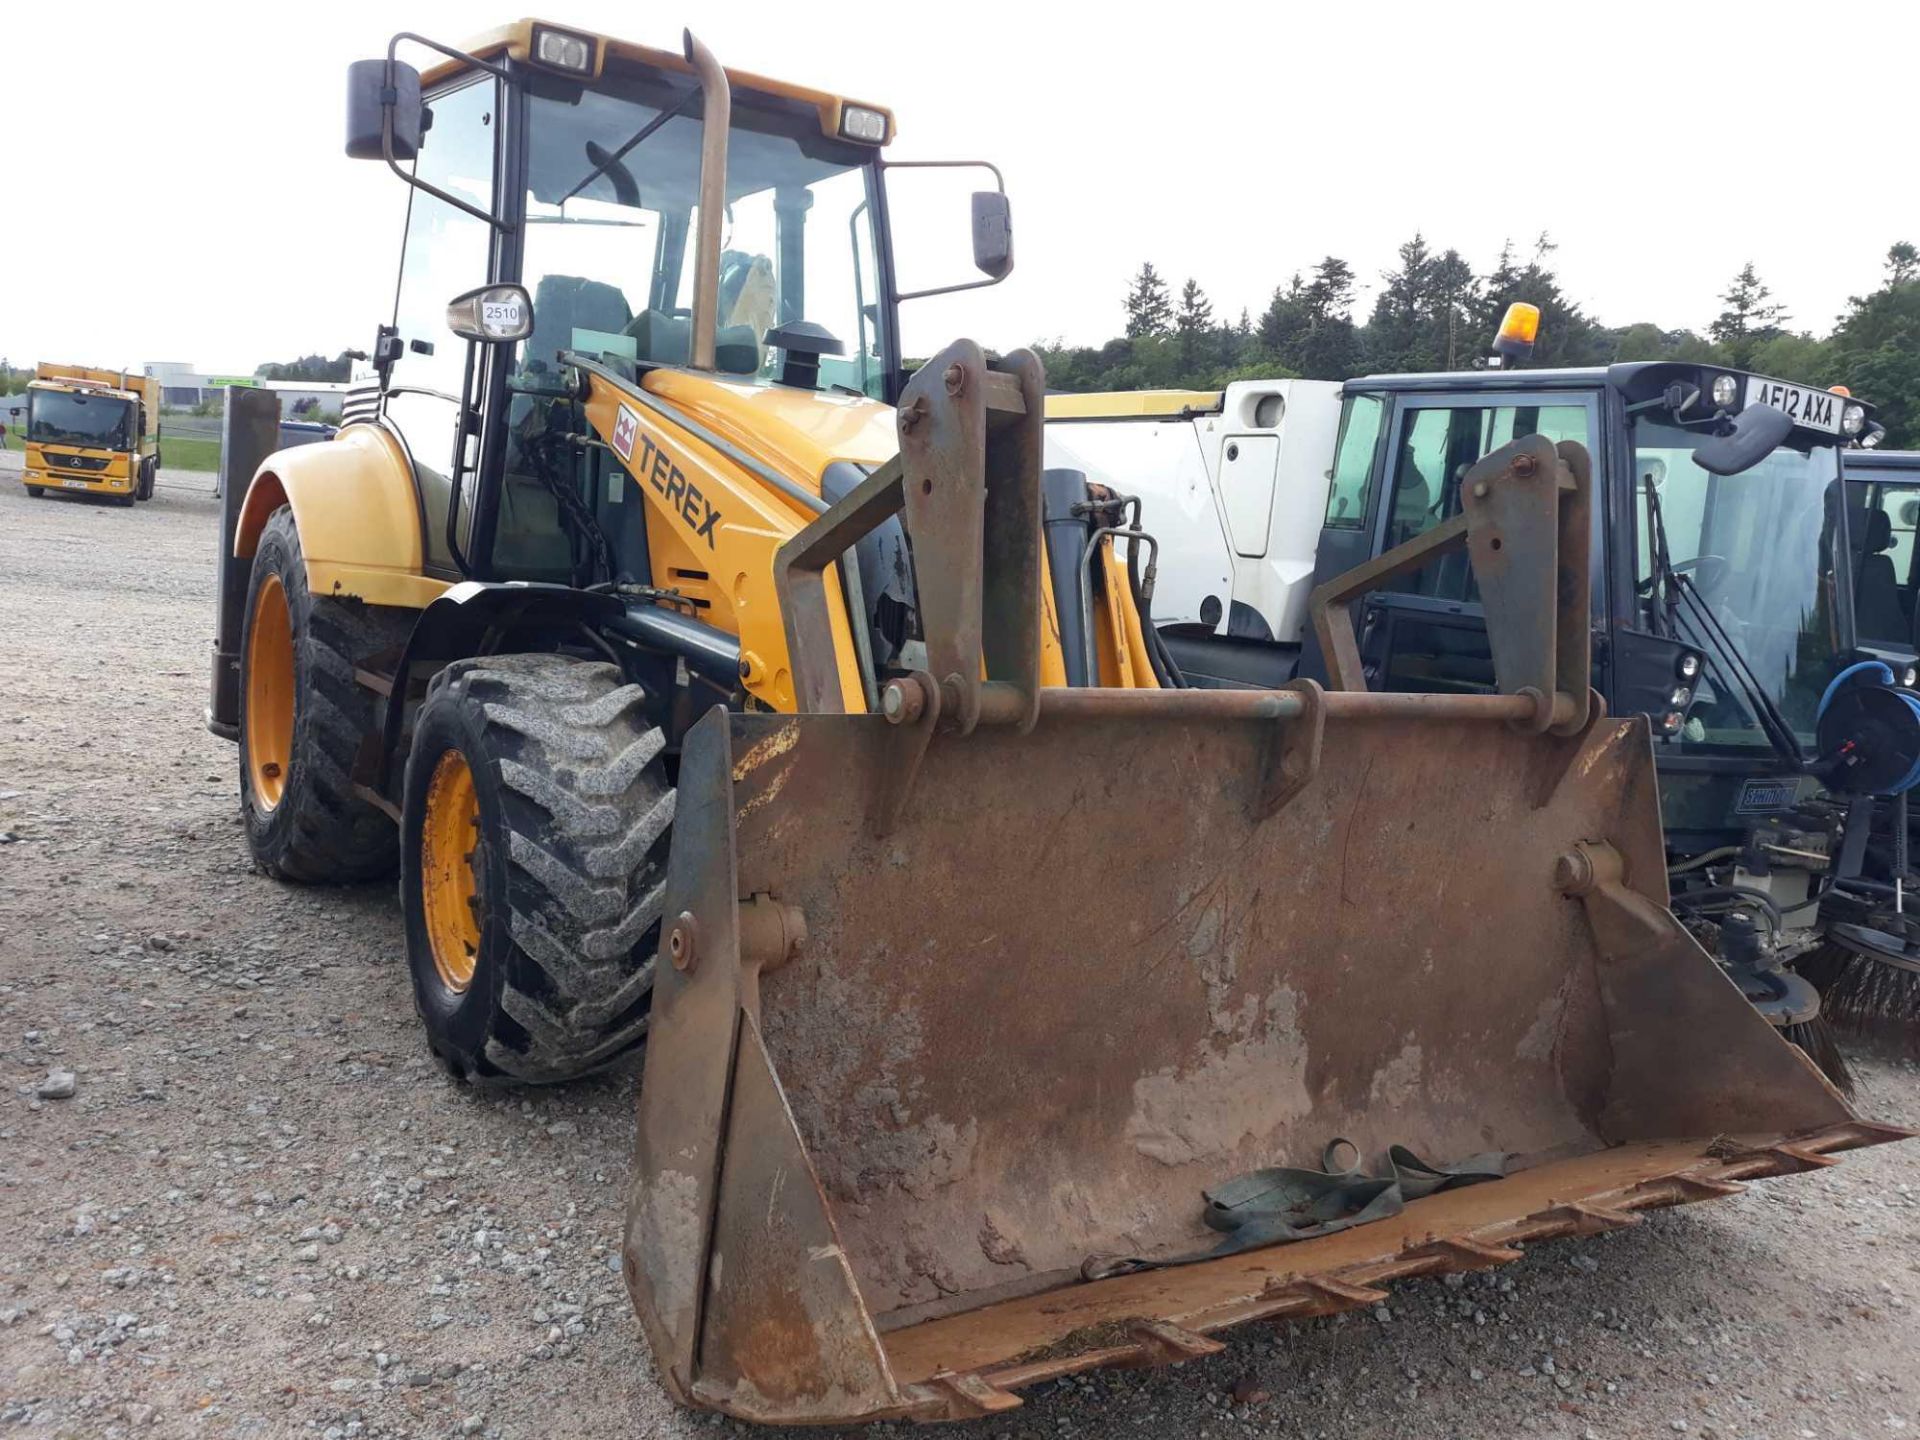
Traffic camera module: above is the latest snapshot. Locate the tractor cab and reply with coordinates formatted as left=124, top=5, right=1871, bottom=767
left=344, top=19, right=1009, bottom=590
left=1312, top=327, right=1883, bottom=853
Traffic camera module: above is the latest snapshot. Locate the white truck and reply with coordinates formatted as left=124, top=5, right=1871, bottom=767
left=1043, top=380, right=1341, bottom=686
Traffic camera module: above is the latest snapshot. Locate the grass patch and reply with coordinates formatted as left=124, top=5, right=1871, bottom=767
left=0, top=428, right=217, bottom=472
left=157, top=436, right=221, bottom=472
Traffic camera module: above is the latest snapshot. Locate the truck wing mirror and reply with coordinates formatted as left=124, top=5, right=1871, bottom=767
left=971, top=192, right=1013, bottom=279
left=345, top=58, right=423, bottom=161
left=1693, top=402, right=1794, bottom=476
left=446, top=284, right=535, bottom=344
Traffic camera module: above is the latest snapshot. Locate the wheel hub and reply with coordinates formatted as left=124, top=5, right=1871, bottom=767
left=421, top=749, right=484, bottom=994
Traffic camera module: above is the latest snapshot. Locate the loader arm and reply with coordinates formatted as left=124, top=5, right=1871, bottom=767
left=623, top=345, right=1911, bottom=1425
left=571, top=357, right=870, bottom=714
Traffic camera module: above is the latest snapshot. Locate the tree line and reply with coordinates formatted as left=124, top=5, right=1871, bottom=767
left=1034, top=239, right=1920, bottom=447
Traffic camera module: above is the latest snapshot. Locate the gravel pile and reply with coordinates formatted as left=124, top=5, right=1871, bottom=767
left=1, top=470, right=1915, bottom=1439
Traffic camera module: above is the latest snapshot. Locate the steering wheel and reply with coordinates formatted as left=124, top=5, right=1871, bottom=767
left=1675, top=554, right=1732, bottom=595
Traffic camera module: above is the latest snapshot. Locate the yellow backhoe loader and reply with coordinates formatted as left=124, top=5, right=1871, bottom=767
left=206, top=18, right=1908, bottom=1426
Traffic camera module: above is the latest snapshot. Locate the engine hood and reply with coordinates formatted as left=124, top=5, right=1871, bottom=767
left=642, top=369, right=897, bottom=495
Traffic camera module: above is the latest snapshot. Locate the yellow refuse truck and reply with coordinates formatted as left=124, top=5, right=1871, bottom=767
left=17, top=363, right=161, bottom=505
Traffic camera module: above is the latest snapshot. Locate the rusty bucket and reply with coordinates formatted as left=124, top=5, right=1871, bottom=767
left=620, top=347, right=1907, bottom=1424
left=623, top=694, right=1903, bottom=1424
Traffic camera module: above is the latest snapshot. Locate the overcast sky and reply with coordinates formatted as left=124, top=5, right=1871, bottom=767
left=10, top=0, right=1916, bottom=375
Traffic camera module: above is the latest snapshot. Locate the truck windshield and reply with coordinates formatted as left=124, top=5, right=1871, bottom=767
left=516, top=62, right=887, bottom=396
left=28, top=390, right=133, bottom=451
left=1633, top=419, right=1845, bottom=755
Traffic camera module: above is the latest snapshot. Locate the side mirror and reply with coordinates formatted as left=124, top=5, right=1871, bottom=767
left=446, top=284, right=535, bottom=344
left=971, top=191, right=1013, bottom=280
left=346, top=58, right=423, bottom=161
left=1692, top=402, right=1794, bottom=476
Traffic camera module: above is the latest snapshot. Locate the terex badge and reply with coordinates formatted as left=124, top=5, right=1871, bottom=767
left=611, top=404, right=639, bottom=462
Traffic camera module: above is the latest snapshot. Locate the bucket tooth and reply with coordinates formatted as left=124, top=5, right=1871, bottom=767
left=908, top=1370, right=1023, bottom=1421
left=1271, top=1275, right=1392, bottom=1317
left=1406, top=1235, right=1526, bottom=1271
left=1761, top=1142, right=1842, bottom=1173
left=1531, top=1199, right=1643, bottom=1236
left=1125, top=1319, right=1225, bottom=1367
left=1656, top=1174, right=1749, bottom=1204
left=1828, top=1121, right=1919, bottom=1149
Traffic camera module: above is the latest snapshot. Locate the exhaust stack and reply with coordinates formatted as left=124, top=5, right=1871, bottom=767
left=682, top=29, right=730, bottom=373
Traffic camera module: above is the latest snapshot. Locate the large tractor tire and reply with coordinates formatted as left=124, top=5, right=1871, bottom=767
left=400, top=654, right=675, bottom=1084
left=25, top=485, right=43, bottom=497
left=135, top=459, right=156, bottom=501
left=238, top=506, right=412, bottom=882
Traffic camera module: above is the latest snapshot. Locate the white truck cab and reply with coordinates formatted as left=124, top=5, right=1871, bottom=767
left=1044, top=379, right=1341, bottom=684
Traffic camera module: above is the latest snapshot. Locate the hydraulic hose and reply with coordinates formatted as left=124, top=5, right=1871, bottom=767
left=1125, top=531, right=1186, bottom=688
left=1671, top=884, right=1784, bottom=934
left=1669, top=845, right=1740, bottom=876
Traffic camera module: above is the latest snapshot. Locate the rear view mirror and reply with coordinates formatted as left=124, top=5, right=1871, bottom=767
left=885, top=161, right=1013, bottom=301
left=1693, top=402, right=1795, bottom=476
left=446, top=284, right=534, bottom=344
left=346, top=58, right=423, bottom=161
left=971, top=191, right=1013, bottom=279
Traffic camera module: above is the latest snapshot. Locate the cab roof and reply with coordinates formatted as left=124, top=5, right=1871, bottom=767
left=424, top=17, right=896, bottom=145
left=1045, top=390, right=1224, bottom=420
left=1844, top=450, right=1920, bottom=475
left=27, top=377, right=140, bottom=402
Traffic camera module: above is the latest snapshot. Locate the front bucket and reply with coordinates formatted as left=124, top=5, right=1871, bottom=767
left=624, top=699, right=1907, bottom=1425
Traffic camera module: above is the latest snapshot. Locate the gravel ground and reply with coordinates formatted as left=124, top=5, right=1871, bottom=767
left=2, top=457, right=1918, bottom=1440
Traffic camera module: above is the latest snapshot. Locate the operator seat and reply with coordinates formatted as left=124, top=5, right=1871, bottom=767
left=1856, top=506, right=1908, bottom=644
left=623, top=253, right=774, bottom=376
left=525, top=274, right=634, bottom=374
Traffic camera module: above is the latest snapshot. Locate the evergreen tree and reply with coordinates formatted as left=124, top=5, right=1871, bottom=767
left=1423, top=249, right=1479, bottom=370
left=1124, top=263, right=1174, bottom=339
left=1709, top=263, right=1788, bottom=368
left=1827, top=242, right=1920, bottom=446
left=1472, top=234, right=1608, bottom=367
left=1175, top=278, right=1214, bottom=371
left=1366, top=234, right=1434, bottom=372
left=1258, top=274, right=1305, bottom=357
left=1886, top=241, right=1917, bottom=288
left=1297, top=257, right=1362, bottom=380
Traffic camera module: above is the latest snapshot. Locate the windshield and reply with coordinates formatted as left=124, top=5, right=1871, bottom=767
left=1845, top=472, right=1920, bottom=653
left=1633, top=418, right=1845, bottom=756
left=517, top=62, right=887, bottom=396
left=28, top=389, right=133, bottom=450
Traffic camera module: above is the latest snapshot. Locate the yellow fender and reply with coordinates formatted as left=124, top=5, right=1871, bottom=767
left=234, top=425, right=449, bottom=610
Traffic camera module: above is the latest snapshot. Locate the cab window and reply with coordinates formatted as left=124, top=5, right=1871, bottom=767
left=1385, top=402, right=1589, bottom=601
left=386, top=75, right=498, bottom=570
left=1373, top=400, right=1588, bottom=698
left=1323, top=393, right=1382, bottom=530
left=1851, top=480, right=1920, bottom=649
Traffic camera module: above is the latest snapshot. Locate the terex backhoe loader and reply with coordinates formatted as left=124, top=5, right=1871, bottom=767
left=206, top=18, right=1906, bottom=1427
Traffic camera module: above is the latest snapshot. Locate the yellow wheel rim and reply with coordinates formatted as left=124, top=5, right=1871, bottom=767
left=421, top=749, right=484, bottom=994
left=244, top=572, right=295, bottom=812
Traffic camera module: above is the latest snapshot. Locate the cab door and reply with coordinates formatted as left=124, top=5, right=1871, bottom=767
left=1347, top=389, right=1597, bottom=693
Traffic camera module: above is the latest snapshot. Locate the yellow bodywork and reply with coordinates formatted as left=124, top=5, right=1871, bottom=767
left=20, top=365, right=158, bottom=498
left=234, top=425, right=449, bottom=609
left=242, top=365, right=1155, bottom=710
left=23, top=441, right=137, bottom=497
left=1045, top=389, right=1223, bottom=420
left=426, top=18, right=897, bottom=144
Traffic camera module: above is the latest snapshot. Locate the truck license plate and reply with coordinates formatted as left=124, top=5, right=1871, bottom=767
left=1744, top=377, right=1844, bottom=434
